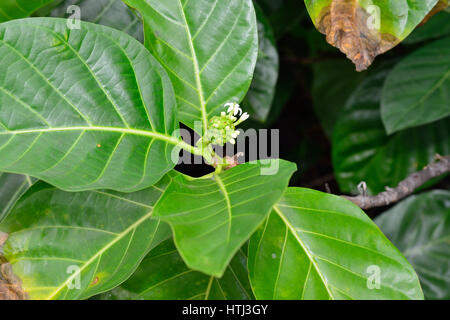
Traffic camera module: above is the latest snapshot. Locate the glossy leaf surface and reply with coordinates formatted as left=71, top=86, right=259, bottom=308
left=381, top=37, right=450, bottom=134
left=376, top=190, right=450, bottom=300
left=248, top=187, right=424, bottom=300
left=123, top=0, right=259, bottom=129
left=0, top=177, right=172, bottom=299
left=154, top=159, right=296, bottom=277
left=0, top=173, right=34, bottom=222
left=0, top=18, right=178, bottom=192
left=48, top=0, right=143, bottom=42
left=332, top=65, right=450, bottom=194
left=0, top=0, right=54, bottom=22
left=100, top=240, right=254, bottom=300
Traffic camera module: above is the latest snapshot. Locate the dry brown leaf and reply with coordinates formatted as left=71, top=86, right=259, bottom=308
left=0, top=257, right=28, bottom=300
left=316, top=0, right=398, bottom=71
left=0, top=234, right=28, bottom=300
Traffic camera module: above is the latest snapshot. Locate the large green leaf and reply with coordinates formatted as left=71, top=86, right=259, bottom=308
left=304, top=0, right=439, bottom=70
left=375, top=190, right=450, bottom=300
left=47, top=0, right=143, bottom=42
left=153, top=159, right=296, bottom=277
left=99, top=239, right=254, bottom=300
left=241, top=4, right=279, bottom=123
left=0, top=176, right=173, bottom=300
left=0, top=18, right=180, bottom=192
left=248, top=187, right=424, bottom=300
left=332, top=65, right=450, bottom=194
left=122, top=0, right=259, bottom=130
left=403, top=11, right=450, bottom=44
left=311, top=59, right=366, bottom=137
left=0, top=0, right=54, bottom=22
left=0, top=173, right=34, bottom=222
left=381, top=37, right=450, bottom=134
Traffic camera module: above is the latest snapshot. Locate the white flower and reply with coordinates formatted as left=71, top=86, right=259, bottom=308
left=224, top=102, right=242, bottom=116
left=225, top=102, right=235, bottom=113
left=234, top=112, right=250, bottom=126
left=240, top=112, right=250, bottom=122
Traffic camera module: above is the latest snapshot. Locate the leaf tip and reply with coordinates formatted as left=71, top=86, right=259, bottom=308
left=316, top=3, right=399, bottom=71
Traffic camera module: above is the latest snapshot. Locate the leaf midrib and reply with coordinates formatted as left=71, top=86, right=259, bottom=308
left=45, top=206, right=156, bottom=300
left=0, top=175, right=32, bottom=220
left=176, top=0, right=208, bottom=129
left=390, top=68, right=450, bottom=132
left=273, top=205, right=334, bottom=299
left=214, top=174, right=232, bottom=242
left=0, top=126, right=179, bottom=145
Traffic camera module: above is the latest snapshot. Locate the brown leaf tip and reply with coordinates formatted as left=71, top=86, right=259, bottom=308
left=0, top=257, right=29, bottom=300
left=317, top=0, right=398, bottom=71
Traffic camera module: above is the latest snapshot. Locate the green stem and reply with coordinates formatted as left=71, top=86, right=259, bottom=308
left=175, top=139, right=204, bottom=157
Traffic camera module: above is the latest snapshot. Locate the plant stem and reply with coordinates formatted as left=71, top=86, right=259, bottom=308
left=342, top=155, right=450, bottom=209
left=175, top=139, right=204, bottom=157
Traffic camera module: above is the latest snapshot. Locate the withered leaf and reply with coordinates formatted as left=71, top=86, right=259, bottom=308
left=0, top=257, right=28, bottom=300
left=309, top=0, right=445, bottom=71
left=317, top=0, right=398, bottom=71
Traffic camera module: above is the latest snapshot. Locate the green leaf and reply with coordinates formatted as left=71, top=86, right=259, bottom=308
left=0, top=176, right=173, bottom=300
left=0, top=18, right=180, bottom=192
left=332, top=64, right=450, bottom=194
left=122, top=0, right=259, bottom=130
left=311, top=59, right=367, bottom=137
left=47, top=0, right=143, bottom=42
left=375, top=190, right=450, bottom=300
left=248, top=187, right=424, bottom=300
left=0, top=0, right=55, bottom=22
left=381, top=37, right=450, bottom=134
left=241, top=3, right=279, bottom=123
left=0, top=173, right=34, bottom=222
left=403, top=11, right=450, bottom=44
left=98, top=239, right=254, bottom=300
left=153, top=159, right=296, bottom=277
left=304, top=0, right=439, bottom=70
left=256, top=0, right=307, bottom=39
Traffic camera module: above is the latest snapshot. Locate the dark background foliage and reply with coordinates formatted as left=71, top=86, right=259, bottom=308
left=238, top=0, right=450, bottom=219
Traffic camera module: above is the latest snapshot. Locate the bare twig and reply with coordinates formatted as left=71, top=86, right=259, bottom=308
left=342, top=155, right=450, bottom=210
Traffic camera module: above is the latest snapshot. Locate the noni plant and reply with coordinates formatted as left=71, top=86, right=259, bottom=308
left=0, top=0, right=448, bottom=301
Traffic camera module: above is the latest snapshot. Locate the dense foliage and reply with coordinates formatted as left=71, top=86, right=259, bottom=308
left=0, top=0, right=448, bottom=300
